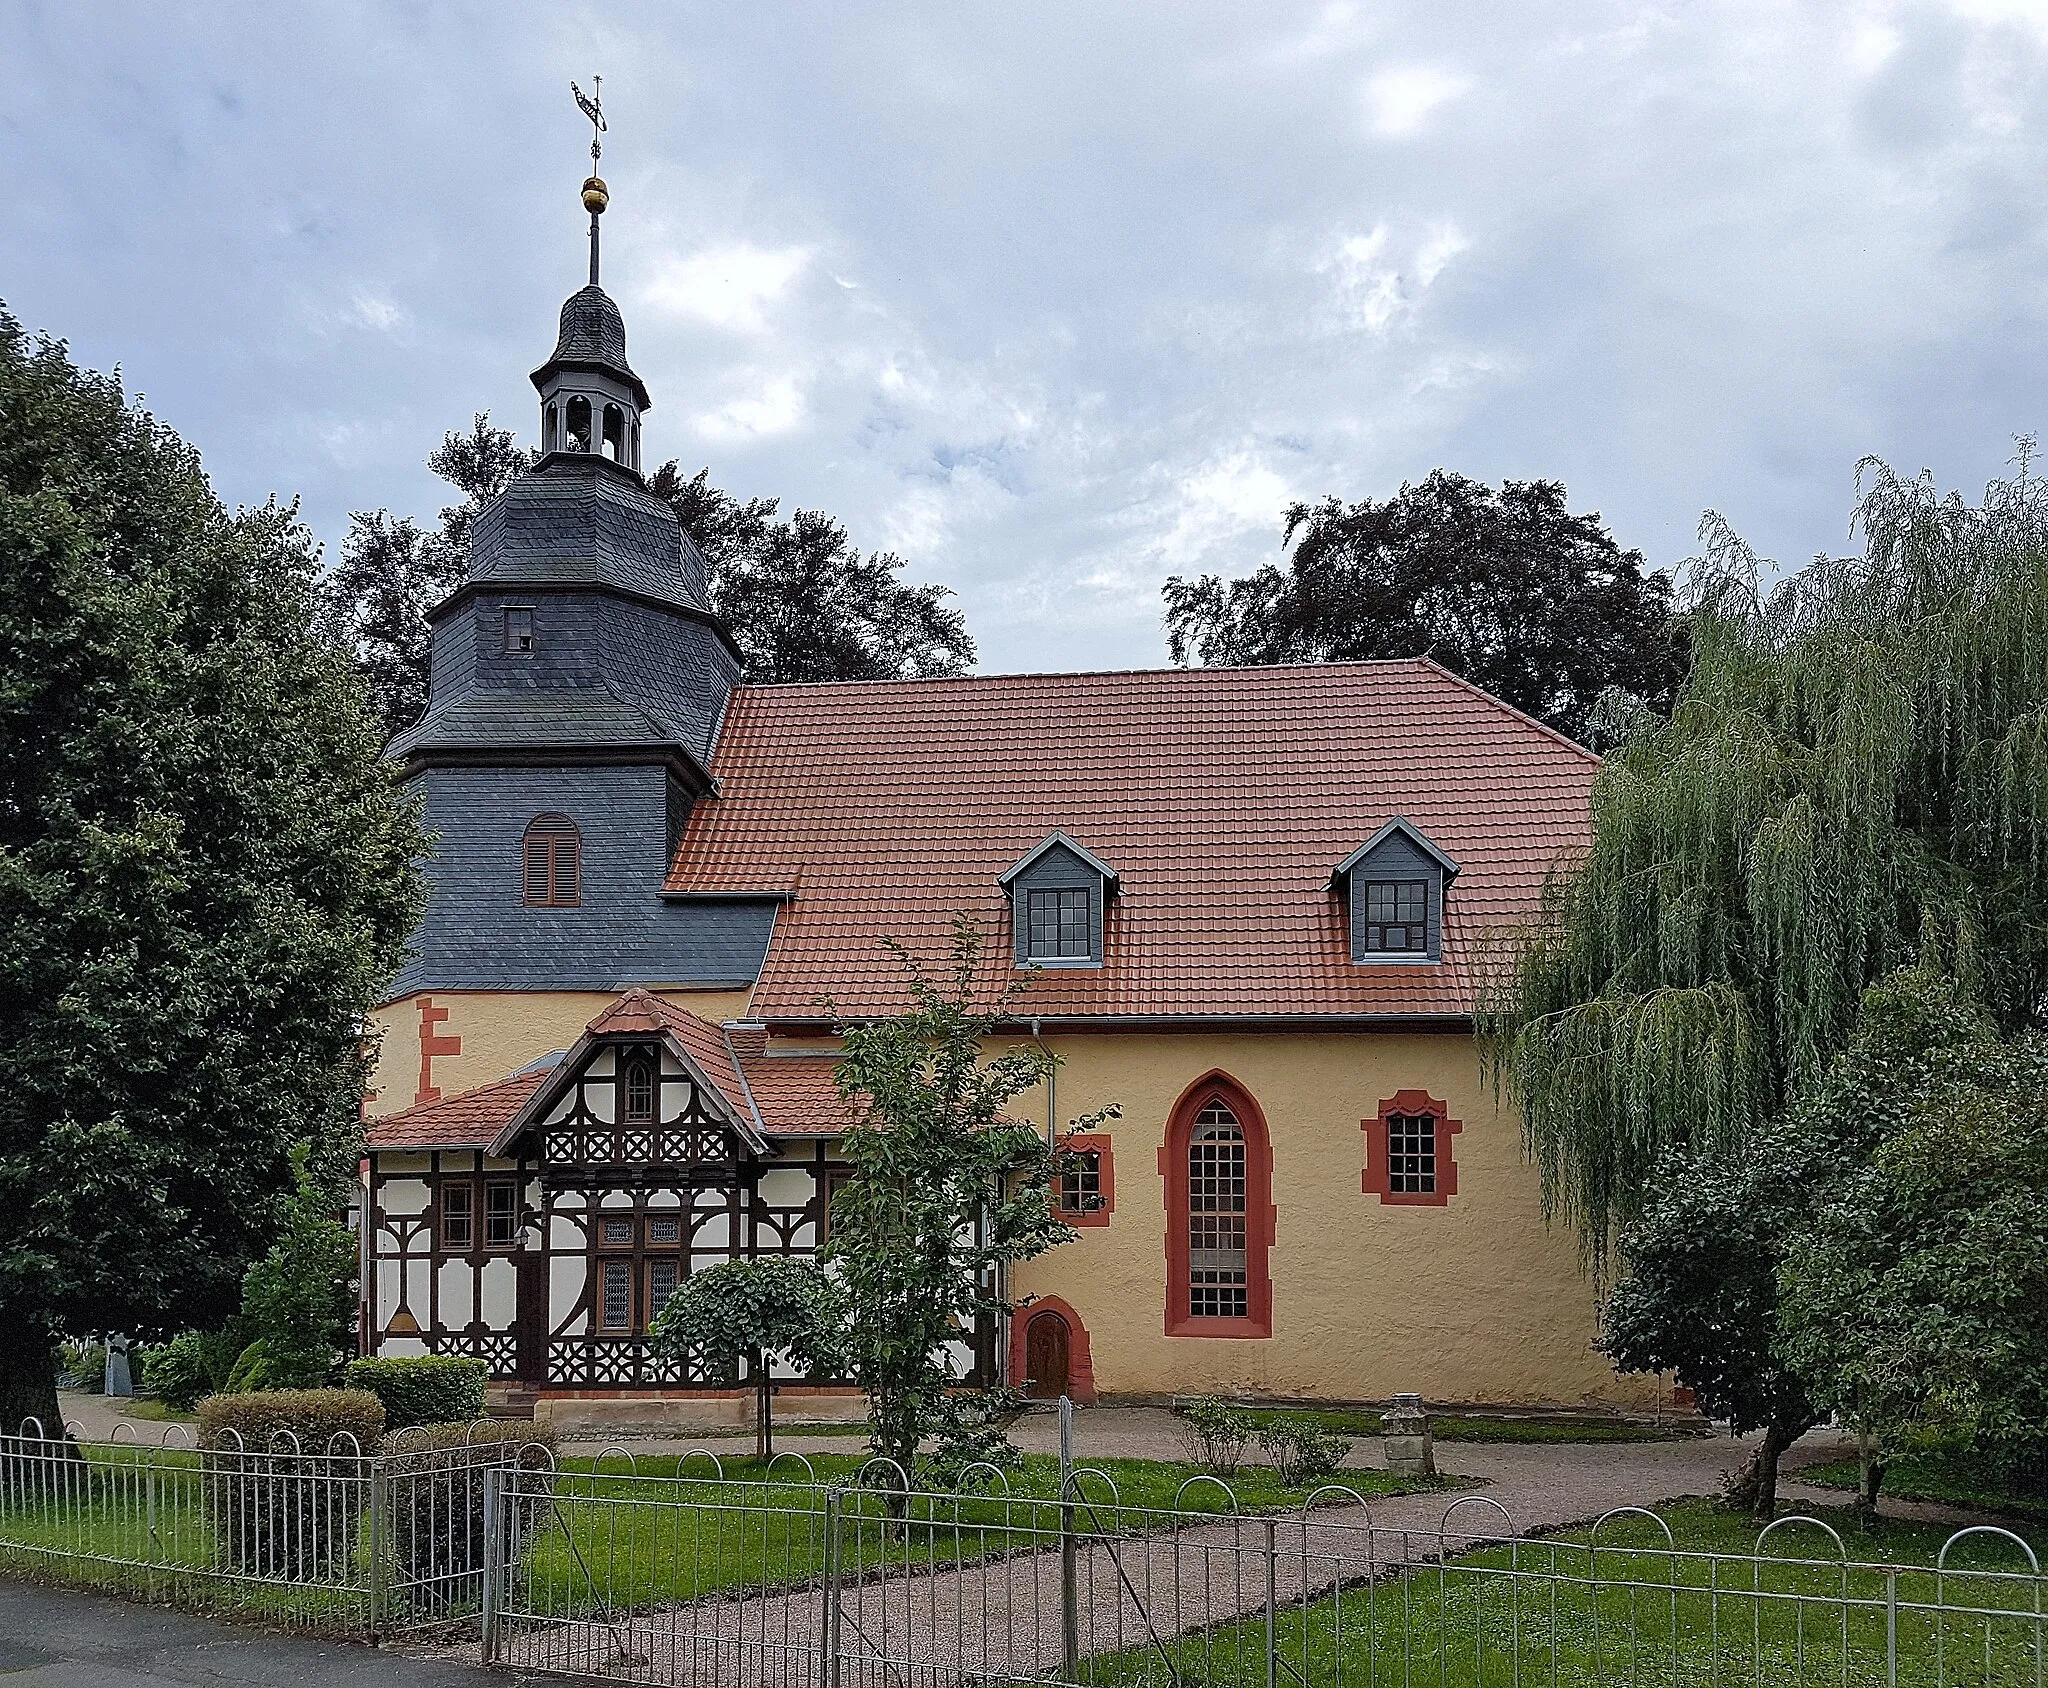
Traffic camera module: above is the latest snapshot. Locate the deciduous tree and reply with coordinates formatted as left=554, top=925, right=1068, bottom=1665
left=1163, top=472, right=1682, bottom=742
left=821, top=921, right=1112, bottom=1480
left=0, top=310, right=423, bottom=1440
left=649, top=1256, right=843, bottom=1460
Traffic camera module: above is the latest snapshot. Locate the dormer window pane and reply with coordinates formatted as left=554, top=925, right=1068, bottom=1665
left=1028, top=888, right=1091, bottom=959
left=1365, top=880, right=1428, bottom=952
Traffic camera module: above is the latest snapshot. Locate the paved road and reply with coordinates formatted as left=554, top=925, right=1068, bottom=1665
left=0, top=1580, right=545, bottom=1686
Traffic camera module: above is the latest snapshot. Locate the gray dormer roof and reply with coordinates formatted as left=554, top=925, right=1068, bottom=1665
left=1329, top=816, right=1462, bottom=888
left=998, top=831, right=1121, bottom=892
left=531, top=284, right=650, bottom=409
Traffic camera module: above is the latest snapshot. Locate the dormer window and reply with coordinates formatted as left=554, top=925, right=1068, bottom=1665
left=504, top=607, right=536, bottom=654
left=1331, top=818, right=1459, bottom=965
left=1363, top=881, right=1428, bottom=953
left=1000, top=833, right=1119, bottom=970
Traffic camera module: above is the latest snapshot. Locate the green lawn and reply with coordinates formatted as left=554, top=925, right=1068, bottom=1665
left=1797, top=1457, right=2048, bottom=1525
left=1088, top=1499, right=2048, bottom=1688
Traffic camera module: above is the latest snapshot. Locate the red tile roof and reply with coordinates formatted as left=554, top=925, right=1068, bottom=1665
left=368, top=1068, right=550, bottom=1150
left=368, top=997, right=850, bottom=1148
left=665, top=659, right=1596, bottom=1022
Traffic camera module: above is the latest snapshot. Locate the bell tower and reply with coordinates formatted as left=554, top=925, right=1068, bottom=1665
left=383, top=84, right=767, bottom=1002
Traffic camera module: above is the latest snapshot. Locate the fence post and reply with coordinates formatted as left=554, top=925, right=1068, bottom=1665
left=480, top=1464, right=503, bottom=1665
left=1059, top=1396, right=1079, bottom=1680
left=1264, top=1515, right=1279, bottom=1688
left=1886, top=1566, right=1899, bottom=1688
left=822, top=1487, right=842, bottom=1688
left=367, top=1457, right=388, bottom=1643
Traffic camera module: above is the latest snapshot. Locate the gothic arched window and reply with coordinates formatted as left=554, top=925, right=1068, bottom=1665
left=1163, top=1073, right=1274, bottom=1337
left=545, top=402, right=559, bottom=454
left=623, top=1055, right=656, bottom=1124
left=522, top=813, right=581, bottom=907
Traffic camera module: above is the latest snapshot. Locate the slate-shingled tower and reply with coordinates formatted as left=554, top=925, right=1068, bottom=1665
left=386, top=175, right=767, bottom=998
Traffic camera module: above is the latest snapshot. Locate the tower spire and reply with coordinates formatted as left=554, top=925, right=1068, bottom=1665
left=572, top=77, right=608, bottom=285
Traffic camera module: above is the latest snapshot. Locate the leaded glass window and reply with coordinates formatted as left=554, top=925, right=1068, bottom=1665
left=1027, top=888, right=1092, bottom=960
left=1187, top=1100, right=1248, bottom=1318
left=648, top=1258, right=680, bottom=1319
left=1364, top=880, right=1428, bottom=952
left=623, top=1057, right=655, bottom=1124
left=601, top=1259, right=632, bottom=1330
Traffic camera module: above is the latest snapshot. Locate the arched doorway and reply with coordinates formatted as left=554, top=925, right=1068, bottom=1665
left=1023, top=1310, right=1070, bottom=1399
left=1007, top=1294, right=1097, bottom=1402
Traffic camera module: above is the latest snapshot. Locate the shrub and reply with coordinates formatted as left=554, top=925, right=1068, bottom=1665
left=1253, top=1414, right=1350, bottom=1486
left=343, top=1355, right=488, bottom=1430
left=1176, top=1397, right=1254, bottom=1478
left=141, top=1330, right=244, bottom=1413
left=379, top=1418, right=558, bottom=1614
left=198, top=1389, right=387, bottom=1578
left=56, top=1339, right=107, bottom=1393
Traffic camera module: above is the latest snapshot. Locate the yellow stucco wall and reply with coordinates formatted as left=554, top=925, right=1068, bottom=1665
left=365, top=988, right=757, bottom=1117
left=1007, top=1031, right=1656, bottom=1410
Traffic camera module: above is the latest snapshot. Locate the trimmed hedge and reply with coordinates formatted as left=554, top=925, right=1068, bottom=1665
left=197, top=1390, right=386, bottom=1578
left=197, top=1388, right=386, bottom=1452
left=343, top=1355, right=487, bottom=1431
left=380, top=1418, right=558, bottom=1614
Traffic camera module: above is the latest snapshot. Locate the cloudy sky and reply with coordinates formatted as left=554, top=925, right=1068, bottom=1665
left=8, top=2, right=2048, bottom=672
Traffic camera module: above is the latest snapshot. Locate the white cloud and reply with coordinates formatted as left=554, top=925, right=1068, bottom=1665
left=1321, top=221, right=1468, bottom=334
left=1362, top=64, right=1472, bottom=137
left=688, top=373, right=808, bottom=441
left=641, top=242, right=813, bottom=333
left=1151, top=449, right=1300, bottom=572
left=348, top=290, right=404, bottom=333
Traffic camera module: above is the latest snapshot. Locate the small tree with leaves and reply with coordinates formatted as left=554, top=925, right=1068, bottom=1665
left=821, top=920, right=1114, bottom=1480
left=649, top=1257, right=843, bottom=1460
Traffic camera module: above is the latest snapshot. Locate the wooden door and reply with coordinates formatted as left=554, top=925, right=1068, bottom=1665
left=513, top=1253, right=549, bottom=1384
left=1023, top=1311, right=1070, bottom=1399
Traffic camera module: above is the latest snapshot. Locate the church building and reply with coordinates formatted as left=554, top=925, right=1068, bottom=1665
left=358, top=167, right=1661, bottom=1431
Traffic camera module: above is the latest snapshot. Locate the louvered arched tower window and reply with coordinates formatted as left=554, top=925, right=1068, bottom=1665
left=522, top=813, right=581, bottom=907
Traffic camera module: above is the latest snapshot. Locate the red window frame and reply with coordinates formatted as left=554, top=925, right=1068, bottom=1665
left=1055, top=1132, right=1114, bottom=1227
left=1158, top=1072, right=1274, bottom=1339
left=1362, top=1089, right=1463, bottom=1206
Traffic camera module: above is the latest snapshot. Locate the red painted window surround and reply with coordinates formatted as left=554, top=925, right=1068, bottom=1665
left=1055, top=1132, right=1115, bottom=1227
left=1005, top=1294, right=1098, bottom=1403
left=1362, top=1089, right=1463, bottom=1206
left=1158, top=1072, right=1275, bottom=1339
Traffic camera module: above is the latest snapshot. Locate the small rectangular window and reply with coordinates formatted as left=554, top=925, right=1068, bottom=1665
left=647, top=1215, right=681, bottom=1245
left=648, top=1258, right=679, bottom=1321
left=1364, top=880, right=1429, bottom=953
left=1386, top=1112, right=1438, bottom=1195
left=1060, top=1149, right=1102, bottom=1214
left=484, top=1180, right=518, bottom=1247
left=504, top=608, right=535, bottom=653
left=599, top=1216, right=634, bottom=1248
left=601, top=1259, right=632, bottom=1330
left=441, top=1182, right=473, bottom=1249
left=1027, top=887, right=1093, bottom=960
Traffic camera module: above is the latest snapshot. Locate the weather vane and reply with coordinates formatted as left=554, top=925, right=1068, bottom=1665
left=573, top=77, right=606, bottom=170
left=572, top=77, right=610, bottom=286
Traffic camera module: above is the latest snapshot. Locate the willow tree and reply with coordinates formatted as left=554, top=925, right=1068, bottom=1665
left=1483, top=449, right=2048, bottom=1271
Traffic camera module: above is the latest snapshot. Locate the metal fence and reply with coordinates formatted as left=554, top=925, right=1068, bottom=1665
left=0, top=1421, right=547, bottom=1635
left=5, top=1422, right=2046, bottom=1686
left=484, top=1461, right=2048, bottom=1688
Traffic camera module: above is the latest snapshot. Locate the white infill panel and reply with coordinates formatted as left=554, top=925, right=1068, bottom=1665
left=757, top=1168, right=813, bottom=1207
left=437, top=1260, right=475, bottom=1328
left=381, top=1179, right=430, bottom=1216
left=550, top=1256, right=590, bottom=1333
left=479, top=1256, right=516, bottom=1326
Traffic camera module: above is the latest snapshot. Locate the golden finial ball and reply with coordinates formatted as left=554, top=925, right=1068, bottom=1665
left=582, top=176, right=609, bottom=214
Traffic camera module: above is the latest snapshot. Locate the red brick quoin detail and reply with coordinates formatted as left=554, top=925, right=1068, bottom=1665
left=414, top=997, right=463, bottom=1107
left=1158, top=1072, right=1275, bottom=1339
left=1006, top=1295, right=1097, bottom=1403
left=1055, top=1132, right=1115, bottom=1227
left=1362, top=1089, right=1462, bottom=1206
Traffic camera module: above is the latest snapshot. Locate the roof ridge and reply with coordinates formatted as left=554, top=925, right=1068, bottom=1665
left=730, top=657, right=1442, bottom=695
